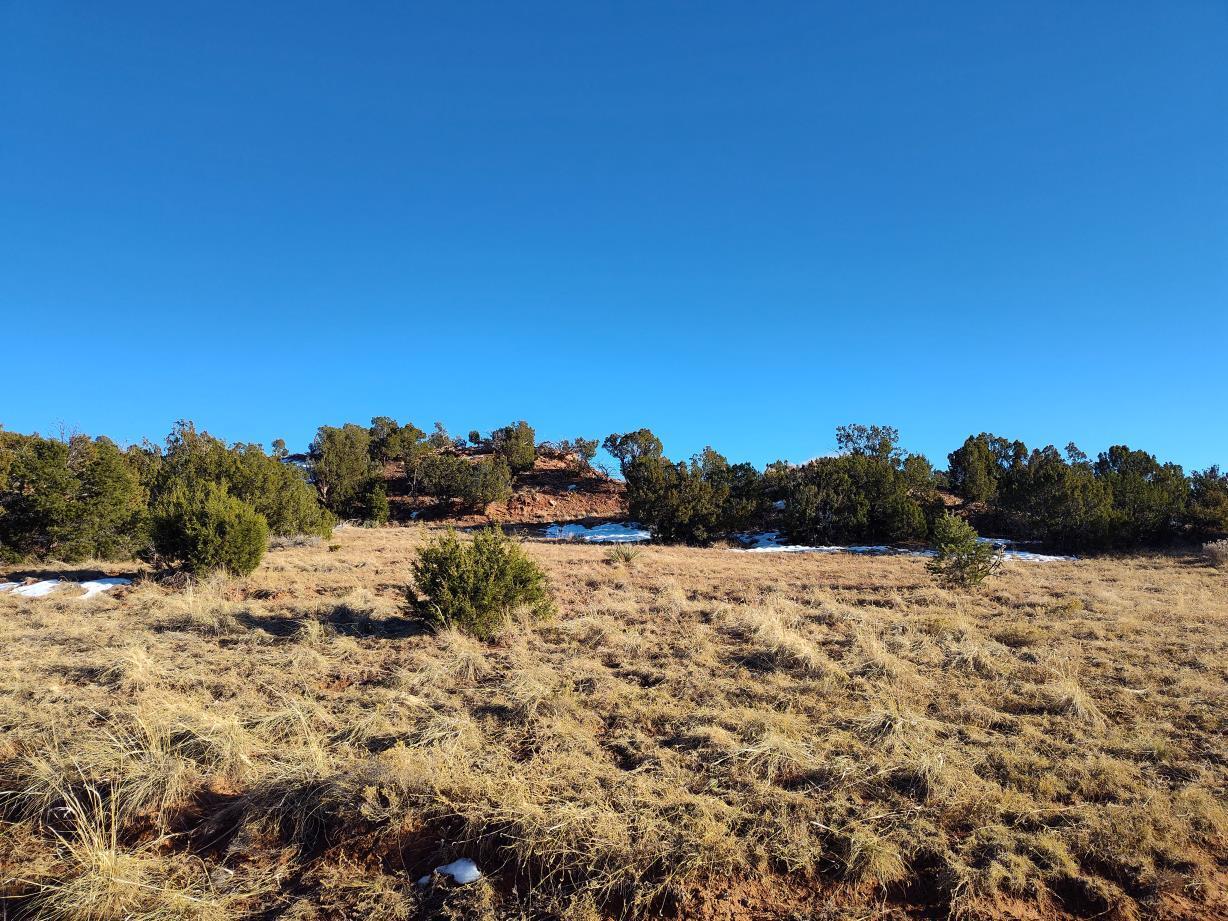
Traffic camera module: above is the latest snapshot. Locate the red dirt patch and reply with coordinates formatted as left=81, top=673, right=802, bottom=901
left=385, top=454, right=627, bottom=527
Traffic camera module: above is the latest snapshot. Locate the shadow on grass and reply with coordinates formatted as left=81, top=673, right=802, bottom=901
left=0, top=567, right=142, bottom=584
left=321, top=604, right=426, bottom=639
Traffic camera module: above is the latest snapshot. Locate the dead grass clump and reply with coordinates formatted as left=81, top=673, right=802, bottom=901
left=1203, top=539, right=1228, bottom=568
left=725, top=603, right=838, bottom=677
left=842, top=826, right=907, bottom=893
left=944, top=638, right=1002, bottom=677
left=1043, top=676, right=1108, bottom=728
left=990, top=623, right=1045, bottom=648
left=0, top=718, right=197, bottom=833
left=302, top=854, right=413, bottom=920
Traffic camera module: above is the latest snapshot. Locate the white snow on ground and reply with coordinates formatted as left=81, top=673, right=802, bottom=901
left=10, top=580, right=62, bottom=597
left=79, top=578, right=133, bottom=598
left=734, top=532, right=1073, bottom=562
left=544, top=522, right=651, bottom=543
left=0, top=578, right=132, bottom=598
left=993, top=548, right=1075, bottom=562
left=418, top=858, right=481, bottom=886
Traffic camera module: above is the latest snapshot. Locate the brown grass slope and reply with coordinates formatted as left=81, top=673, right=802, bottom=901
left=1, top=529, right=1226, bottom=920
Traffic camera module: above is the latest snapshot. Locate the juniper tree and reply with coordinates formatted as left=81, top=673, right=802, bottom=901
left=927, top=512, right=1002, bottom=587
left=492, top=421, right=536, bottom=474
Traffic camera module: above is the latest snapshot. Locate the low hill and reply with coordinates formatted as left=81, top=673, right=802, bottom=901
left=384, top=452, right=629, bottom=527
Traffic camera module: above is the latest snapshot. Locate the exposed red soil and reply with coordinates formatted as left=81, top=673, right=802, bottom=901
left=385, top=454, right=628, bottom=527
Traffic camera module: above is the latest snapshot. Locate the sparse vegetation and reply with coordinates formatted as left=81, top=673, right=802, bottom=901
left=2, top=527, right=1224, bottom=919
left=604, top=544, right=642, bottom=565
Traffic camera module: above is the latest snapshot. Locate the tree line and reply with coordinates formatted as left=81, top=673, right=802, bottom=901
left=0, top=417, right=591, bottom=574
left=2, top=418, right=1225, bottom=576
left=609, top=424, right=1227, bottom=551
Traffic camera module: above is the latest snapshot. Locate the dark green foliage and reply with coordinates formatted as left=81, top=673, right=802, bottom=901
left=780, top=428, right=931, bottom=546
left=1093, top=446, right=1187, bottom=545
left=461, top=456, right=513, bottom=510
left=419, top=453, right=469, bottom=501
left=308, top=424, right=386, bottom=522
left=603, top=429, right=663, bottom=475
left=0, top=433, right=147, bottom=562
left=492, top=420, right=537, bottom=474
left=1188, top=467, right=1228, bottom=537
left=363, top=483, right=390, bottom=524
left=947, top=434, right=1028, bottom=504
left=420, top=454, right=513, bottom=511
left=625, top=446, right=765, bottom=545
left=74, top=437, right=149, bottom=559
left=151, top=481, right=269, bottom=576
left=949, top=435, right=997, bottom=503
left=995, top=445, right=1115, bottom=551
left=951, top=435, right=1195, bottom=552
left=468, top=430, right=483, bottom=446
left=0, top=435, right=78, bottom=560
left=367, top=417, right=399, bottom=463
left=835, top=424, right=904, bottom=464
left=368, top=417, right=427, bottom=468
left=158, top=423, right=333, bottom=538
left=410, top=527, right=553, bottom=639
left=927, top=512, right=1002, bottom=587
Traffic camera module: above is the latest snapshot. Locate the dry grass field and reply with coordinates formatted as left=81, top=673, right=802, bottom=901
left=1, top=527, right=1225, bottom=920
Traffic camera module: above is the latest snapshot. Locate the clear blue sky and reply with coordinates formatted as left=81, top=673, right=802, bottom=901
left=3, top=2, right=1225, bottom=472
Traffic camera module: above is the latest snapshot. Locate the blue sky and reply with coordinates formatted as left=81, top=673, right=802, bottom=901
left=2, top=2, right=1225, bottom=472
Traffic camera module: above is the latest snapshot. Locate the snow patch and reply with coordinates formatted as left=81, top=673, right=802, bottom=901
left=12, top=579, right=62, bottom=597
left=544, top=522, right=650, bottom=543
left=78, top=578, right=132, bottom=598
left=733, top=532, right=1073, bottom=562
left=430, top=858, right=481, bottom=884
left=0, top=578, right=132, bottom=599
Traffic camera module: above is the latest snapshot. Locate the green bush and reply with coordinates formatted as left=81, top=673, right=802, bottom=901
left=460, top=456, right=513, bottom=510
left=603, top=429, right=663, bottom=475
left=623, top=446, right=767, bottom=545
left=1189, top=467, right=1228, bottom=538
left=157, top=422, right=332, bottom=538
left=420, top=454, right=512, bottom=511
left=363, top=482, right=390, bottom=524
left=151, top=482, right=269, bottom=576
left=492, top=421, right=536, bottom=474
left=927, top=513, right=1002, bottom=588
left=556, top=437, right=599, bottom=470
left=308, top=423, right=384, bottom=520
left=781, top=454, right=928, bottom=546
left=410, top=527, right=553, bottom=639
left=369, top=417, right=427, bottom=469
left=0, top=433, right=147, bottom=562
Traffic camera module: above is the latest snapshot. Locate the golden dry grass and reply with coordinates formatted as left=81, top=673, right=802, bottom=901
left=1, top=527, right=1226, bottom=920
